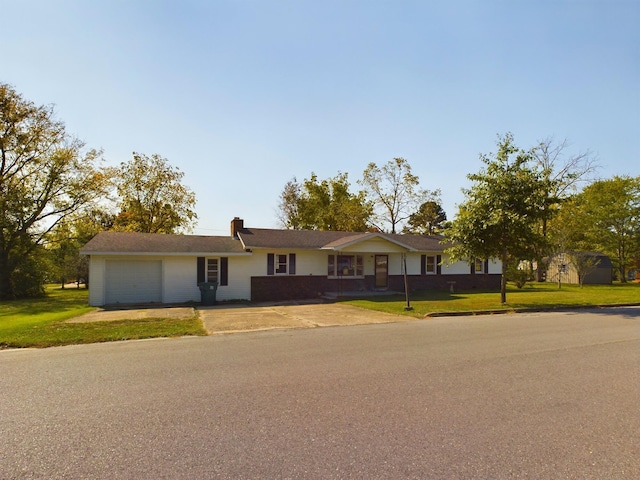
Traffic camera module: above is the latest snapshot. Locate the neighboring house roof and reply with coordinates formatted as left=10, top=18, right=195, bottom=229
left=79, top=231, right=248, bottom=255
left=80, top=228, right=449, bottom=255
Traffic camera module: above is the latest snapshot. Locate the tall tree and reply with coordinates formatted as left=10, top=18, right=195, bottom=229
left=47, top=208, right=115, bottom=288
left=403, top=200, right=447, bottom=235
left=277, top=173, right=372, bottom=231
left=359, top=158, right=435, bottom=233
left=531, top=137, right=599, bottom=279
left=573, top=176, right=640, bottom=282
left=0, top=83, right=110, bottom=299
left=444, top=133, right=550, bottom=303
left=113, top=153, right=197, bottom=234
left=277, top=178, right=302, bottom=229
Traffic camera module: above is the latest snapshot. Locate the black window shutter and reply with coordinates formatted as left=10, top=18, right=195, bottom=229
left=289, top=253, right=296, bottom=275
left=484, top=260, right=489, bottom=274
left=197, top=257, right=205, bottom=284
left=470, top=260, right=475, bottom=274
left=267, top=253, right=275, bottom=275
left=436, top=255, right=442, bottom=275
left=420, top=255, right=426, bottom=275
left=220, top=257, right=229, bottom=286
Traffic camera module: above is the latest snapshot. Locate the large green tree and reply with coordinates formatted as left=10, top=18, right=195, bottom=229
left=444, top=133, right=551, bottom=303
left=278, top=173, right=372, bottom=231
left=572, top=176, right=640, bottom=282
left=0, top=83, right=109, bottom=299
left=403, top=200, right=447, bottom=235
left=359, top=157, right=436, bottom=233
left=113, top=153, right=197, bottom=234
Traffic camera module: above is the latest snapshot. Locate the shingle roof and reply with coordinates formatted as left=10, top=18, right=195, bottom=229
left=80, top=231, right=247, bottom=255
left=238, top=228, right=448, bottom=252
left=236, top=228, right=365, bottom=249
left=80, top=228, right=449, bottom=255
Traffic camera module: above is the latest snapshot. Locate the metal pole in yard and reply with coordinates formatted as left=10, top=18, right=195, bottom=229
left=403, top=253, right=413, bottom=311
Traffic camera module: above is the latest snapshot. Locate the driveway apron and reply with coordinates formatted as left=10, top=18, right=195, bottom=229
left=198, top=303, right=407, bottom=334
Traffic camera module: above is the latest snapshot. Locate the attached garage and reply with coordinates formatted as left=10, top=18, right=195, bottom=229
left=105, top=259, right=162, bottom=305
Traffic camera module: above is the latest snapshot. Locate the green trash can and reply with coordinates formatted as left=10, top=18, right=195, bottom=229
left=198, top=282, right=218, bottom=306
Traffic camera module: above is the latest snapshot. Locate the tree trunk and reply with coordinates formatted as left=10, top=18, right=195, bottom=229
left=0, top=252, right=15, bottom=300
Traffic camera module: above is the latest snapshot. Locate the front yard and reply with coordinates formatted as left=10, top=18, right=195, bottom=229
left=1, top=282, right=638, bottom=349
left=345, top=282, right=640, bottom=317
left=0, top=286, right=206, bottom=349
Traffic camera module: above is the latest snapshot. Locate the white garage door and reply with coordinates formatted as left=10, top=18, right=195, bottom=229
left=105, top=260, right=162, bottom=305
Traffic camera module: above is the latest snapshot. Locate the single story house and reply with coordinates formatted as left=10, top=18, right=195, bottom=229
left=79, top=217, right=502, bottom=306
left=546, top=251, right=613, bottom=285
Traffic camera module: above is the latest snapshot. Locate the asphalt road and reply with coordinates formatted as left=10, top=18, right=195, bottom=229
left=1, top=307, right=639, bottom=479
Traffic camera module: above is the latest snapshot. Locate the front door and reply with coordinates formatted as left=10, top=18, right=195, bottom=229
left=375, top=255, right=388, bottom=289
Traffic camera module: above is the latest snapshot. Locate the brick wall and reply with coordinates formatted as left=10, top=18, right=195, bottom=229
left=251, top=274, right=501, bottom=302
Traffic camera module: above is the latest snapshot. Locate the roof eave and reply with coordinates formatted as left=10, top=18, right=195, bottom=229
left=79, top=251, right=252, bottom=257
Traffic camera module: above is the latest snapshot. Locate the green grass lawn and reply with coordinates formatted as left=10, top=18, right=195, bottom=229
left=0, top=286, right=207, bottom=349
left=344, top=282, right=640, bottom=318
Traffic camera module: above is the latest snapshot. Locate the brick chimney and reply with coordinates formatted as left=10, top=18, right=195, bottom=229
left=230, top=217, right=244, bottom=238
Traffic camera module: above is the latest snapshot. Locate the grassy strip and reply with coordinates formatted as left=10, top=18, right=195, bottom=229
left=344, top=282, right=640, bottom=317
left=0, top=286, right=207, bottom=349
left=2, top=317, right=207, bottom=349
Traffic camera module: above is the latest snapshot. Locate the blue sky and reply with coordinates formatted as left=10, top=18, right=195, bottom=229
left=4, top=0, right=639, bottom=235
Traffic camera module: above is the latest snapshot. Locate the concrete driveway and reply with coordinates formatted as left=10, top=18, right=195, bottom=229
left=198, top=302, right=407, bottom=333
left=68, top=306, right=196, bottom=323
left=69, top=302, right=409, bottom=334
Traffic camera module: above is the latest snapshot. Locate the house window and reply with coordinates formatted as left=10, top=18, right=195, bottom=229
left=198, top=257, right=228, bottom=285
left=207, top=258, right=219, bottom=282
left=426, top=256, right=435, bottom=273
left=421, top=254, right=440, bottom=275
left=267, top=253, right=296, bottom=275
left=276, top=254, right=288, bottom=274
left=474, top=258, right=484, bottom=274
left=328, top=255, right=363, bottom=277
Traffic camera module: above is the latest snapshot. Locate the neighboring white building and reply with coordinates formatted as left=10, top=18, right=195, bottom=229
left=80, top=218, right=502, bottom=306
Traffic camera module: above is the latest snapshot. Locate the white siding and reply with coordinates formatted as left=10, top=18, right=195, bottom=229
left=405, top=253, right=423, bottom=275
left=88, top=256, right=106, bottom=306
left=388, top=254, right=403, bottom=275
left=342, top=238, right=407, bottom=253
left=222, top=255, right=252, bottom=301
left=442, top=259, right=472, bottom=274
left=163, top=257, right=199, bottom=303
left=487, top=259, right=501, bottom=274
left=297, top=251, right=329, bottom=276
